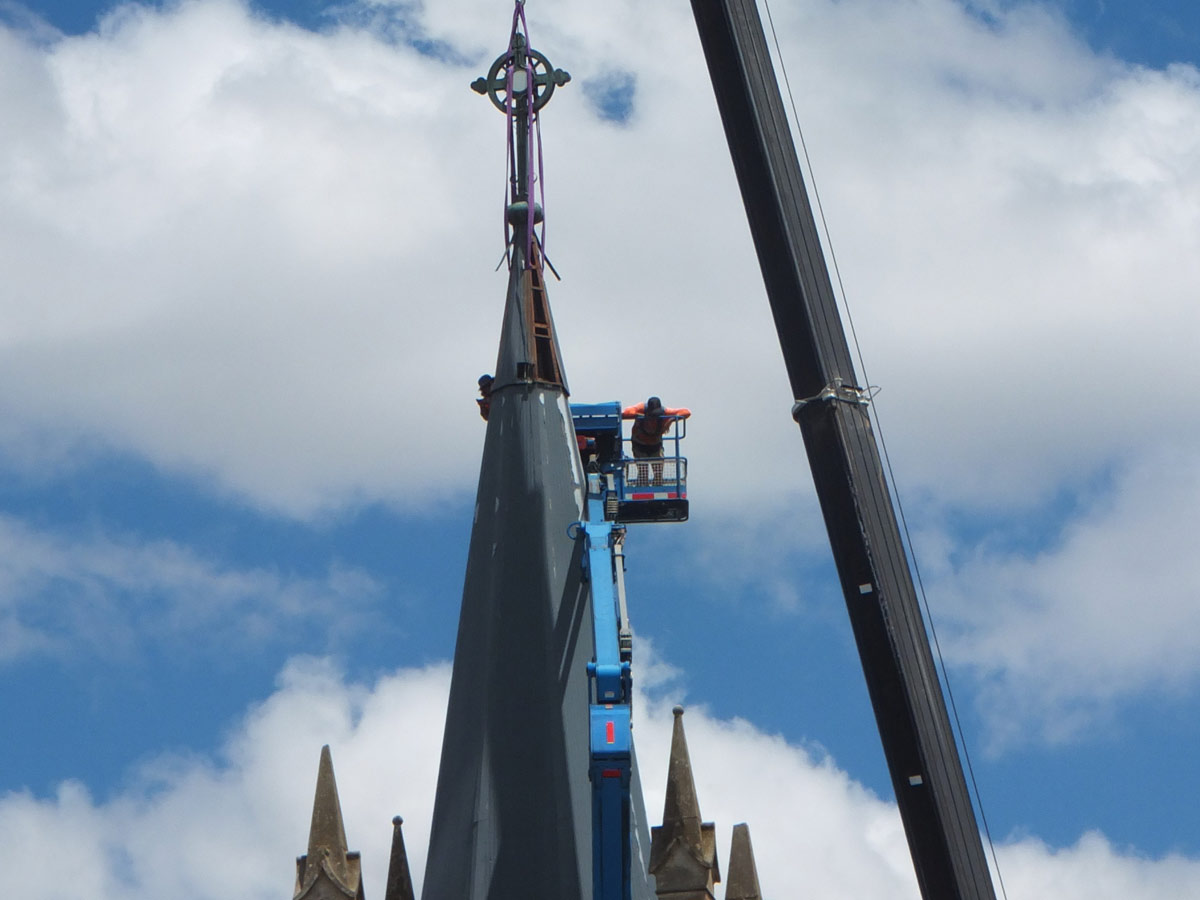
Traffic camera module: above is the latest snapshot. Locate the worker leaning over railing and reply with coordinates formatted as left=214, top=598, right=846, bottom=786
left=621, top=396, right=690, bottom=459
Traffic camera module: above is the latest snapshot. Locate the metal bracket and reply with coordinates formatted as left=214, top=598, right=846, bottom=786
left=791, top=377, right=875, bottom=421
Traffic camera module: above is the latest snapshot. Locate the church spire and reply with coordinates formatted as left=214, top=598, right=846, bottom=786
left=725, top=824, right=763, bottom=900
left=422, top=8, right=663, bottom=899
left=649, top=706, right=720, bottom=900
left=421, top=8, right=643, bottom=899
left=293, top=745, right=364, bottom=900
left=383, top=816, right=415, bottom=900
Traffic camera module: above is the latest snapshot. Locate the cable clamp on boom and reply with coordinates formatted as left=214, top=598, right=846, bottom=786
left=791, top=378, right=876, bottom=421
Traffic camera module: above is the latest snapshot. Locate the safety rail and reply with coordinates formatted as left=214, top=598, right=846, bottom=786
left=623, top=458, right=687, bottom=491
left=625, top=414, right=687, bottom=451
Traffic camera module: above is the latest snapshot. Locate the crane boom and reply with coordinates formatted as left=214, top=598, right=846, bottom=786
left=690, top=2, right=999, bottom=897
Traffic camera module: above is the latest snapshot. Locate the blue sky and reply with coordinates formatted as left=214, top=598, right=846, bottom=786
left=1, top=1, right=1199, bottom=897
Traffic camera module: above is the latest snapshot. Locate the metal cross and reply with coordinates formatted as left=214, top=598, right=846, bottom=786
left=471, top=33, right=571, bottom=113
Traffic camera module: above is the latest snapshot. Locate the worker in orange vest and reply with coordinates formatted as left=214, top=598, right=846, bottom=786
left=622, top=396, right=690, bottom=458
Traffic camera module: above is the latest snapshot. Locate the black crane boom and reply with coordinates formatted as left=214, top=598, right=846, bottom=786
left=689, top=2, right=999, bottom=897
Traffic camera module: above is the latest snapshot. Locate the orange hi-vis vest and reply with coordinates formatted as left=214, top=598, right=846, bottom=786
left=622, top=403, right=691, bottom=447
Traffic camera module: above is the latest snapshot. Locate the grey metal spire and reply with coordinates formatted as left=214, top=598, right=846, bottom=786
left=420, top=249, right=591, bottom=898
left=421, top=12, right=654, bottom=900
left=383, top=816, right=415, bottom=900
left=419, top=358, right=592, bottom=900
left=724, top=824, right=762, bottom=900
left=649, top=707, right=720, bottom=900
left=294, top=745, right=365, bottom=900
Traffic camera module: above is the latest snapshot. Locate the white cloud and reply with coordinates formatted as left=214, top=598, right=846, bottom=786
left=924, top=445, right=1200, bottom=746
left=999, top=831, right=1200, bottom=900
left=0, top=512, right=384, bottom=661
left=1, top=656, right=1197, bottom=899
left=1, top=0, right=504, bottom=515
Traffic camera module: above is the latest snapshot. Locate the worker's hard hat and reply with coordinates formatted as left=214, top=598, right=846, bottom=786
left=478, top=374, right=494, bottom=386
left=645, top=396, right=663, bottom=415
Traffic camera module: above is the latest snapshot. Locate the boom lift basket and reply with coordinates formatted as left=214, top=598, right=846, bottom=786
left=570, top=402, right=689, bottom=524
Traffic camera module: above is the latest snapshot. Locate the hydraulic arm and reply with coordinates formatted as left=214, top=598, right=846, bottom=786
left=581, top=473, right=634, bottom=900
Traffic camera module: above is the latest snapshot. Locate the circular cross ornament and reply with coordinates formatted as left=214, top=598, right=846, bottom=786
left=471, top=39, right=571, bottom=113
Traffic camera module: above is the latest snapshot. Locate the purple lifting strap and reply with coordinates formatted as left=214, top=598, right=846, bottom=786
left=502, top=0, right=546, bottom=269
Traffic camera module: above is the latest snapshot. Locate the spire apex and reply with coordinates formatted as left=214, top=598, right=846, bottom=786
left=475, top=4, right=569, bottom=393
left=294, top=746, right=364, bottom=900
left=660, top=707, right=703, bottom=847
left=309, top=745, right=349, bottom=856
left=470, top=0, right=570, bottom=280
left=725, top=824, right=763, bottom=900
left=649, top=707, right=720, bottom=900
left=383, top=816, right=416, bottom=900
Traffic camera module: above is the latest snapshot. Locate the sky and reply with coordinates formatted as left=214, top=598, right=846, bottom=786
left=1, top=0, right=1199, bottom=897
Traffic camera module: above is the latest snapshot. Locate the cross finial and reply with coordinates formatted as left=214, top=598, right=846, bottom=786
left=470, top=34, right=571, bottom=113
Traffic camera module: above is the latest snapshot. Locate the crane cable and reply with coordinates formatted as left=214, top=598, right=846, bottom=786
left=759, top=2, right=1011, bottom=897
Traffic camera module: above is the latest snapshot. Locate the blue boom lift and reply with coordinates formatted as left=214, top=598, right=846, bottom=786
left=569, top=401, right=688, bottom=900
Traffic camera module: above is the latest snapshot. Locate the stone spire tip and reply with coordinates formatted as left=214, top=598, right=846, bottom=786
left=307, top=744, right=349, bottom=861
left=384, top=812, right=416, bottom=900
left=649, top=706, right=720, bottom=897
left=725, top=823, right=763, bottom=900
left=293, top=745, right=361, bottom=900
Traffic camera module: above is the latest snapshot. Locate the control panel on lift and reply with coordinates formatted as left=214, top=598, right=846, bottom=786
left=570, top=401, right=689, bottom=524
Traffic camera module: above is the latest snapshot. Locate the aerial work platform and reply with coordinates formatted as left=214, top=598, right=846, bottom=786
left=571, top=401, right=689, bottom=524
